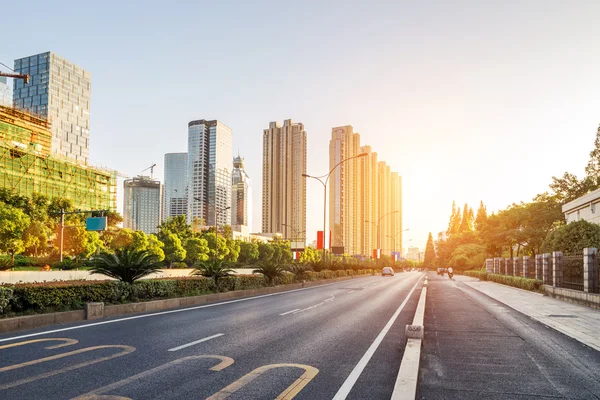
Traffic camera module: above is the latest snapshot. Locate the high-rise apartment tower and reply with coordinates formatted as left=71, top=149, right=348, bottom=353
left=231, top=154, right=252, bottom=228
left=262, top=119, right=306, bottom=243
left=123, top=176, right=162, bottom=234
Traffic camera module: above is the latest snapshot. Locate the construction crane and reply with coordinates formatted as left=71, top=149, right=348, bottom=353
left=0, top=61, right=29, bottom=83
left=0, top=71, right=29, bottom=84
left=141, top=163, right=157, bottom=179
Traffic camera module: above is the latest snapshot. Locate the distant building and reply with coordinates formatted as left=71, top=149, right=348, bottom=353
left=562, top=188, right=600, bottom=224
left=187, top=119, right=232, bottom=226
left=406, top=247, right=421, bottom=262
left=13, top=52, right=92, bottom=164
left=0, top=77, right=10, bottom=106
left=262, top=120, right=307, bottom=243
left=163, top=152, right=188, bottom=221
left=123, top=176, right=161, bottom=234
left=231, top=154, right=252, bottom=228
left=0, top=105, right=116, bottom=210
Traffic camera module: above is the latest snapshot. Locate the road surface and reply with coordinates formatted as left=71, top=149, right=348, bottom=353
left=0, top=272, right=424, bottom=400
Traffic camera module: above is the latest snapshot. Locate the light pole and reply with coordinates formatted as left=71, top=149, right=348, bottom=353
left=365, top=210, right=399, bottom=256
left=386, top=228, right=410, bottom=255
left=303, top=153, right=368, bottom=262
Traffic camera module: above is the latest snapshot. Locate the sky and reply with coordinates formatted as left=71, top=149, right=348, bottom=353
left=2, top=0, right=600, bottom=250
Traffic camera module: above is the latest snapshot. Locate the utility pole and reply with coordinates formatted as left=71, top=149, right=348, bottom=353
left=59, top=209, right=65, bottom=262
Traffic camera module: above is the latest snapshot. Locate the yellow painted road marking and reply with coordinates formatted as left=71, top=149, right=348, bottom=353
left=72, top=355, right=234, bottom=399
left=0, top=345, right=135, bottom=390
left=206, top=363, right=319, bottom=400
left=0, top=338, right=78, bottom=350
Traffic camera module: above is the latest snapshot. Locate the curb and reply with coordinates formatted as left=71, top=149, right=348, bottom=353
left=391, top=277, right=427, bottom=400
left=0, top=275, right=369, bottom=334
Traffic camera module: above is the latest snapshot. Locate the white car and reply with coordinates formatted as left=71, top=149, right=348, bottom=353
left=382, top=267, right=394, bottom=276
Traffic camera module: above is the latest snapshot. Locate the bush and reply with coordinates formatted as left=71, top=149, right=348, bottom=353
left=0, top=287, right=13, bottom=313
left=0, top=257, right=13, bottom=271
left=171, top=262, right=189, bottom=269
left=464, top=271, right=544, bottom=292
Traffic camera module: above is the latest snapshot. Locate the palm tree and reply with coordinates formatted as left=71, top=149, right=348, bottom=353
left=88, top=248, right=162, bottom=284
left=254, top=260, right=286, bottom=286
left=191, top=258, right=235, bottom=291
left=286, top=263, right=312, bottom=282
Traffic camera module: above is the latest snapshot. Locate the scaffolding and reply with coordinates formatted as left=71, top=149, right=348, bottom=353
left=0, top=105, right=116, bottom=211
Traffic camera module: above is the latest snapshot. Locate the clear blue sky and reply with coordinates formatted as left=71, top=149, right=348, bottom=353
left=3, top=0, right=600, bottom=250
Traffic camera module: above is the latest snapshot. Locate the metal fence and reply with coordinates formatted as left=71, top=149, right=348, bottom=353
left=561, top=253, right=584, bottom=291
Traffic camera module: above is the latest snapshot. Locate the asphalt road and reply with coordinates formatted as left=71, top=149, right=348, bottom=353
left=0, top=272, right=425, bottom=400
left=418, top=275, right=600, bottom=399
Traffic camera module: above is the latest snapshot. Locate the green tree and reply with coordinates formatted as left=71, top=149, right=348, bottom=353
left=162, top=232, right=186, bottom=267
left=238, top=241, right=259, bottom=265
left=299, top=246, right=321, bottom=264
left=258, top=242, right=275, bottom=263
left=449, top=243, right=486, bottom=272
left=184, top=237, right=210, bottom=265
left=191, top=258, right=235, bottom=290
left=221, top=225, right=233, bottom=240
left=585, top=124, right=600, bottom=178
left=89, top=248, right=163, bottom=284
left=447, top=201, right=462, bottom=236
left=146, top=234, right=165, bottom=261
left=23, top=220, right=50, bottom=257
left=202, top=232, right=230, bottom=260
left=0, top=203, right=30, bottom=262
left=224, top=239, right=241, bottom=262
left=474, top=201, right=488, bottom=231
left=541, top=220, right=600, bottom=254
left=459, top=203, right=473, bottom=233
left=423, top=232, right=435, bottom=268
left=109, top=228, right=135, bottom=250
left=158, top=215, right=192, bottom=241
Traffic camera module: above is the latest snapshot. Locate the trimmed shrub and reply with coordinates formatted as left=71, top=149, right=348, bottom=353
left=273, top=272, right=295, bottom=286
left=0, top=257, right=13, bottom=271
left=464, top=271, right=544, bottom=293
left=0, top=287, right=13, bottom=313
left=345, top=269, right=355, bottom=277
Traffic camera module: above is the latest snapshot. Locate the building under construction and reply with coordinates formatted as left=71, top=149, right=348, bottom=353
left=0, top=105, right=116, bottom=210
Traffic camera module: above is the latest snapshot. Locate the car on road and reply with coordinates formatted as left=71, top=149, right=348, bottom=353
left=382, top=267, right=394, bottom=276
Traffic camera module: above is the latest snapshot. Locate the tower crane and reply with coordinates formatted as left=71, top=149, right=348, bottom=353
left=141, top=163, right=157, bottom=179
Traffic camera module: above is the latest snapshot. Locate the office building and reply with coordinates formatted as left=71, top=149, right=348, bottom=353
left=0, top=77, right=10, bottom=106
left=163, top=152, right=188, bottom=221
left=329, top=125, right=361, bottom=255
left=262, top=119, right=307, bottom=244
left=187, top=119, right=232, bottom=226
left=0, top=105, right=116, bottom=210
left=231, top=154, right=252, bottom=228
left=123, top=176, right=161, bottom=234
left=13, top=52, right=91, bottom=164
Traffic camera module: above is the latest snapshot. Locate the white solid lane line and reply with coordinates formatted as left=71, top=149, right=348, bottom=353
left=279, top=309, right=300, bottom=316
left=168, top=333, right=224, bottom=351
left=0, top=278, right=369, bottom=344
left=332, top=274, right=424, bottom=400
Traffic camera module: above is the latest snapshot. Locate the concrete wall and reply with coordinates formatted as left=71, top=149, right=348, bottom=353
left=0, top=268, right=256, bottom=285
left=545, top=285, right=600, bottom=310
left=562, top=187, right=600, bottom=224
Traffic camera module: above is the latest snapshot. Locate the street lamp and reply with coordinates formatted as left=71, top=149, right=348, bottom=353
left=303, top=152, right=368, bottom=262
left=365, top=210, right=399, bottom=255
left=386, top=228, right=410, bottom=255
left=282, top=223, right=306, bottom=244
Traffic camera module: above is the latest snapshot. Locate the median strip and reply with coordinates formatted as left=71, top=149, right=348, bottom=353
left=391, top=277, right=428, bottom=400
left=168, top=333, right=224, bottom=351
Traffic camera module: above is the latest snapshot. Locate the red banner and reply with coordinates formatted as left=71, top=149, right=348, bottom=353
left=372, top=249, right=381, bottom=259
left=317, top=231, right=324, bottom=250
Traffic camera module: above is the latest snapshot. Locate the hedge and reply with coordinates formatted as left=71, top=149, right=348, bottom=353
left=0, top=268, right=373, bottom=317
left=464, top=270, right=544, bottom=293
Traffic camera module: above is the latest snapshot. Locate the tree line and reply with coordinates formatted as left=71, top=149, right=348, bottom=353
left=424, top=124, right=600, bottom=271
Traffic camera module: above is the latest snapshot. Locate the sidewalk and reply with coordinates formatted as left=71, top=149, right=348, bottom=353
left=455, top=275, right=600, bottom=352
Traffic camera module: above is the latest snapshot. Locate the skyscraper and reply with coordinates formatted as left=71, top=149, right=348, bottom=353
left=123, top=176, right=162, bottom=234
left=262, top=120, right=307, bottom=243
left=187, top=119, right=232, bottom=226
left=0, top=77, right=10, bottom=106
left=163, top=152, right=188, bottom=221
left=13, top=52, right=92, bottom=164
left=231, top=154, right=252, bottom=228
left=329, top=125, right=361, bottom=255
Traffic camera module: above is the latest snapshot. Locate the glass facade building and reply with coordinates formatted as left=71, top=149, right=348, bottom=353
left=13, top=52, right=91, bottom=164
left=123, top=176, right=162, bottom=234
left=187, top=119, right=232, bottom=226
left=163, top=152, right=188, bottom=221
